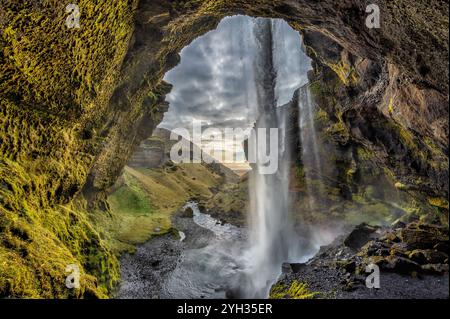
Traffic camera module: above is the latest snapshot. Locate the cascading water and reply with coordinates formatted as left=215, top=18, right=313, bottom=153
left=240, top=18, right=303, bottom=299
left=135, top=15, right=321, bottom=300
left=298, top=84, right=325, bottom=211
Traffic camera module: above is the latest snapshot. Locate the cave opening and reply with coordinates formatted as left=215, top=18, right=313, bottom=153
left=117, top=15, right=336, bottom=299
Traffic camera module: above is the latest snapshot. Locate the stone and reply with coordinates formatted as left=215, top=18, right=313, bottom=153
left=400, top=224, right=448, bottom=250
left=392, top=220, right=407, bottom=229
left=180, top=207, right=194, bottom=218
left=344, top=223, right=379, bottom=250
left=409, top=249, right=448, bottom=264
left=381, top=256, right=422, bottom=274
left=342, top=260, right=357, bottom=273
left=408, top=250, right=428, bottom=264
left=421, top=263, right=449, bottom=274
left=433, top=242, right=449, bottom=253
left=281, top=263, right=305, bottom=274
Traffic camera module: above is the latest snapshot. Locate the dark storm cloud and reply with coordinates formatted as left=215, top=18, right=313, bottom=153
left=159, top=15, right=312, bottom=135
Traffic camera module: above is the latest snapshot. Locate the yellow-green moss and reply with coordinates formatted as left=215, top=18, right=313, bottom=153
left=427, top=197, right=449, bottom=210
left=326, top=60, right=358, bottom=86
left=388, top=97, right=395, bottom=114
left=269, top=280, right=319, bottom=299
left=0, top=0, right=137, bottom=298
left=394, top=181, right=407, bottom=190
left=325, top=111, right=350, bottom=141
left=0, top=158, right=119, bottom=298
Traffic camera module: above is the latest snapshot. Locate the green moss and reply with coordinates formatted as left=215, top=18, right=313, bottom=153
left=0, top=160, right=119, bottom=298
left=325, top=122, right=350, bottom=145
left=0, top=0, right=136, bottom=298
left=270, top=281, right=319, bottom=299
left=109, top=183, right=153, bottom=217
left=314, top=107, right=329, bottom=126
left=204, top=178, right=248, bottom=226
left=427, top=197, right=449, bottom=210
left=325, top=60, right=358, bottom=87
left=394, top=182, right=407, bottom=190
left=388, top=97, right=395, bottom=114
left=309, top=81, right=325, bottom=97
left=344, top=202, right=399, bottom=226
left=356, top=146, right=376, bottom=161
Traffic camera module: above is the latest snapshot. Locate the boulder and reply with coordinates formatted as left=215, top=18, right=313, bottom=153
left=180, top=206, right=194, bottom=218
left=433, top=242, right=449, bottom=253
left=408, top=249, right=448, bottom=265
left=344, top=223, right=379, bottom=250
left=380, top=256, right=422, bottom=274
left=400, top=224, right=448, bottom=250
left=281, top=263, right=305, bottom=274
left=421, top=263, right=449, bottom=274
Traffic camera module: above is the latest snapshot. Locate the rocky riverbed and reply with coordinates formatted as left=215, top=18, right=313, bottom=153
left=117, top=203, right=246, bottom=299
left=118, top=203, right=449, bottom=299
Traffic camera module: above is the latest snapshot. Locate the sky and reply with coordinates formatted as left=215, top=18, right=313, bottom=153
left=158, top=15, right=312, bottom=171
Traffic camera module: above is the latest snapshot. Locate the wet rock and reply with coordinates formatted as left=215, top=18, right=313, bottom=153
left=408, top=249, right=448, bottom=265
left=180, top=207, right=194, bottom=218
left=408, top=250, right=428, bottom=264
left=434, top=242, right=449, bottom=253
left=421, top=263, right=449, bottom=274
left=344, top=223, right=379, bottom=250
left=400, top=223, right=448, bottom=250
left=389, top=242, right=409, bottom=258
left=392, top=220, right=407, bottom=229
left=197, top=204, right=206, bottom=213
left=342, top=260, right=356, bottom=273
left=379, top=231, right=400, bottom=243
left=343, top=280, right=357, bottom=292
left=379, top=256, right=422, bottom=274
left=282, top=263, right=306, bottom=274
left=359, top=240, right=391, bottom=257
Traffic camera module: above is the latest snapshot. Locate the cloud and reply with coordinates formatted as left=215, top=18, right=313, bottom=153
left=158, top=15, right=312, bottom=163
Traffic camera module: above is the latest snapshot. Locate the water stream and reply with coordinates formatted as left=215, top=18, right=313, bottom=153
left=160, top=202, right=246, bottom=299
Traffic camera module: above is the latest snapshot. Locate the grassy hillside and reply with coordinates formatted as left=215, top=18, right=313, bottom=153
left=203, top=174, right=249, bottom=226
left=93, top=163, right=222, bottom=253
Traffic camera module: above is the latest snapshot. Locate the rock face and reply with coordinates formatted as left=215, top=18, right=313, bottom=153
left=273, top=221, right=449, bottom=299
left=0, top=0, right=448, bottom=297
left=343, top=224, right=379, bottom=250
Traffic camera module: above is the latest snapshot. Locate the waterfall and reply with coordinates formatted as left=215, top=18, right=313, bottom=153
left=298, top=85, right=324, bottom=211
left=241, top=18, right=300, bottom=299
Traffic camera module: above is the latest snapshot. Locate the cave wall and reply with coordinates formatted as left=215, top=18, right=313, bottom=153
left=0, top=0, right=448, bottom=297
left=289, top=30, right=448, bottom=227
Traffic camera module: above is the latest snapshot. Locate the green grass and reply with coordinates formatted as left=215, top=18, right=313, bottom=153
left=92, top=164, right=222, bottom=253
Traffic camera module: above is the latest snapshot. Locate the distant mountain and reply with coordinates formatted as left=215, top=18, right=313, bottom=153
left=128, top=127, right=239, bottom=183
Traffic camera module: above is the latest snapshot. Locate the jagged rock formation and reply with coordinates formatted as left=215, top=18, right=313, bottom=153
left=0, top=0, right=448, bottom=297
